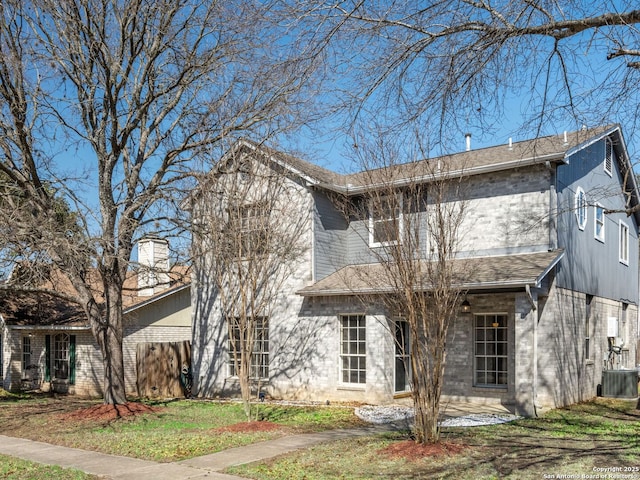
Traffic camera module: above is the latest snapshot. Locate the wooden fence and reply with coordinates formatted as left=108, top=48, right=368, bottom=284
left=136, top=341, right=191, bottom=398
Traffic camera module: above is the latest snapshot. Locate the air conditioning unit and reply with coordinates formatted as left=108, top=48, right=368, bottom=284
left=601, top=370, right=639, bottom=399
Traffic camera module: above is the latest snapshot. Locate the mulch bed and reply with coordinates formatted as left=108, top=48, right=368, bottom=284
left=379, top=440, right=468, bottom=461
left=58, top=402, right=162, bottom=422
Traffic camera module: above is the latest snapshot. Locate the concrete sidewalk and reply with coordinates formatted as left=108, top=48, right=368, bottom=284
left=0, top=425, right=394, bottom=480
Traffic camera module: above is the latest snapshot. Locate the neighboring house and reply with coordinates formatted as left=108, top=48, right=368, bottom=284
left=0, top=237, right=192, bottom=397
left=191, top=125, right=639, bottom=416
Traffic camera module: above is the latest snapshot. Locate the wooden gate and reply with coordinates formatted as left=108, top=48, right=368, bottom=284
left=136, top=341, right=191, bottom=398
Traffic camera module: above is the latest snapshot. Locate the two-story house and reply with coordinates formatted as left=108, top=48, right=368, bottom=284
left=191, top=125, right=639, bottom=416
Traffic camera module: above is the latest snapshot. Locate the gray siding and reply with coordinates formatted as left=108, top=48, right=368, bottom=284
left=556, top=137, right=640, bottom=302
left=338, top=165, right=553, bottom=266
left=312, top=191, right=349, bottom=280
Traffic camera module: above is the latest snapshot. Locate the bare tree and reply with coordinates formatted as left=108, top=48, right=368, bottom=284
left=292, top=2, right=640, bottom=152
left=0, top=0, right=313, bottom=404
left=335, top=134, right=468, bottom=444
left=191, top=142, right=309, bottom=420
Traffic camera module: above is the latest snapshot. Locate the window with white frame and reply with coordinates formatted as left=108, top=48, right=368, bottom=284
left=228, top=316, right=269, bottom=379
left=585, top=294, right=593, bottom=362
left=575, top=187, right=587, bottom=230
left=53, top=333, right=70, bottom=380
left=22, top=336, right=32, bottom=378
left=621, top=302, right=629, bottom=368
left=474, top=314, right=508, bottom=387
left=237, top=203, right=268, bottom=258
left=619, top=220, right=629, bottom=265
left=340, top=314, right=366, bottom=384
left=604, top=137, right=613, bottom=176
left=394, top=319, right=411, bottom=393
left=594, top=204, right=605, bottom=242
left=369, top=193, right=402, bottom=246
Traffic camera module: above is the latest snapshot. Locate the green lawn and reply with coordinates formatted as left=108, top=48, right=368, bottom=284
left=0, top=395, right=364, bottom=462
left=3, top=394, right=640, bottom=479
left=0, top=454, right=99, bottom=480
left=229, top=398, right=640, bottom=480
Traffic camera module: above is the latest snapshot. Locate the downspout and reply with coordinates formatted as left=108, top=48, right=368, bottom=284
left=526, top=285, right=539, bottom=417
left=532, top=292, right=539, bottom=417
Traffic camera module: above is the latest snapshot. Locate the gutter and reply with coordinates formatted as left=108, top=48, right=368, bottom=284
left=9, top=324, right=90, bottom=331
left=298, top=279, right=547, bottom=298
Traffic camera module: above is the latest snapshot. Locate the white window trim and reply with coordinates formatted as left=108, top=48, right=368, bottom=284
left=574, top=187, right=587, bottom=231
left=619, top=220, right=629, bottom=265
left=393, top=318, right=411, bottom=394
left=339, top=313, right=367, bottom=386
left=604, top=137, right=613, bottom=177
left=53, top=333, right=70, bottom=381
left=22, top=336, right=32, bottom=379
left=227, top=316, right=269, bottom=380
left=594, top=203, right=605, bottom=243
left=369, top=193, right=403, bottom=248
left=473, top=312, right=509, bottom=388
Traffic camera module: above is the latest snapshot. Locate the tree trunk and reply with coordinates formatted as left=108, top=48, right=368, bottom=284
left=89, top=283, right=128, bottom=405
left=239, top=353, right=252, bottom=421
left=98, top=322, right=127, bottom=405
left=411, top=341, right=441, bottom=444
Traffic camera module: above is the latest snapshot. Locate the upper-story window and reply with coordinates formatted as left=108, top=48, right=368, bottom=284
left=238, top=203, right=268, bottom=258
left=604, top=137, right=613, bottom=177
left=575, top=187, right=587, bottom=230
left=594, top=204, right=605, bottom=243
left=619, top=220, right=629, bottom=265
left=369, top=193, right=402, bottom=247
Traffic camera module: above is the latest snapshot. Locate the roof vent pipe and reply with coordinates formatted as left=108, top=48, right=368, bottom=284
left=465, top=133, right=471, bottom=152
left=508, top=138, right=513, bottom=150
left=563, top=131, right=568, bottom=144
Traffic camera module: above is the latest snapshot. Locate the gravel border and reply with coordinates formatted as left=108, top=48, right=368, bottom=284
left=355, top=405, right=521, bottom=427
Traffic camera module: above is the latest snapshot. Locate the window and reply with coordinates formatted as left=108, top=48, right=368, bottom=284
left=228, top=317, right=269, bottom=379
left=394, top=319, right=410, bottom=393
left=619, top=220, right=629, bottom=265
left=369, top=193, right=402, bottom=246
left=474, top=314, right=508, bottom=387
left=22, top=336, right=32, bottom=378
left=575, top=187, right=587, bottom=230
left=604, top=137, right=613, bottom=176
left=340, top=314, right=366, bottom=384
left=585, top=295, right=593, bottom=361
left=53, top=333, right=70, bottom=380
left=45, top=334, right=75, bottom=384
left=238, top=203, right=268, bottom=258
left=594, top=204, right=605, bottom=242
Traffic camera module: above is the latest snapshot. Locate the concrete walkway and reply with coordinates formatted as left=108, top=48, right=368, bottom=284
left=0, top=425, right=395, bottom=480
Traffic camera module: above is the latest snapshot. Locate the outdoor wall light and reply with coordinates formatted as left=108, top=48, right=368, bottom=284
left=461, top=297, right=471, bottom=314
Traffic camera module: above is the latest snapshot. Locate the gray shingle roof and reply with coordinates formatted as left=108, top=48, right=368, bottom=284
left=297, top=250, right=564, bottom=296
left=241, top=126, right=615, bottom=193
